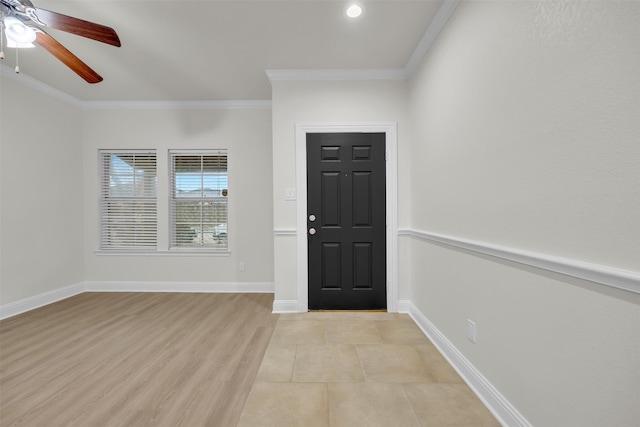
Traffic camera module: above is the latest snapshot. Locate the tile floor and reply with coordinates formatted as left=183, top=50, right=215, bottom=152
left=237, top=312, right=499, bottom=426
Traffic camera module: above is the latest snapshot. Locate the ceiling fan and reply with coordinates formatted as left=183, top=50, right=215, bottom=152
left=0, top=0, right=120, bottom=83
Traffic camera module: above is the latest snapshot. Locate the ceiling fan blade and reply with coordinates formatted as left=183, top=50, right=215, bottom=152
left=33, top=8, right=121, bottom=47
left=35, top=31, right=103, bottom=84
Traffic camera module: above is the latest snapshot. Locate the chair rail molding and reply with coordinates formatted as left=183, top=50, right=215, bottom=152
left=400, top=229, right=639, bottom=294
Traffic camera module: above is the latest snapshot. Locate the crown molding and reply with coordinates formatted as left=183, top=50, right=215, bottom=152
left=266, top=68, right=408, bottom=82
left=3, top=0, right=460, bottom=105
left=404, top=0, right=460, bottom=75
left=2, top=65, right=271, bottom=110
left=1, top=64, right=83, bottom=107
left=82, top=100, right=272, bottom=110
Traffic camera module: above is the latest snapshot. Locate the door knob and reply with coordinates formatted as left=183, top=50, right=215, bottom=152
left=309, top=228, right=317, bottom=235
left=309, top=214, right=316, bottom=222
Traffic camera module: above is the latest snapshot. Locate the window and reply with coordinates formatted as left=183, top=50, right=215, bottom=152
left=99, top=151, right=157, bottom=250
left=170, top=150, right=228, bottom=250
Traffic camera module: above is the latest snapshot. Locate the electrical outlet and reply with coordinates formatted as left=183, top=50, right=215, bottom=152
left=467, top=319, right=477, bottom=343
left=239, top=262, right=246, bottom=272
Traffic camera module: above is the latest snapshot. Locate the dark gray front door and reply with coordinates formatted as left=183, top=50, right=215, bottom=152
left=307, top=133, right=386, bottom=310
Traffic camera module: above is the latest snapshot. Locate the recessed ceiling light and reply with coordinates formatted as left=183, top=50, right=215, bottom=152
left=346, top=4, right=363, bottom=18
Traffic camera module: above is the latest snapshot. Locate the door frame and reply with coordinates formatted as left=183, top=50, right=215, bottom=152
left=295, top=122, right=398, bottom=312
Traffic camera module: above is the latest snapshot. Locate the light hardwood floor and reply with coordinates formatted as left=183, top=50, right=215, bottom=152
left=0, top=292, right=278, bottom=426
left=2, top=294, right=499, bottom=426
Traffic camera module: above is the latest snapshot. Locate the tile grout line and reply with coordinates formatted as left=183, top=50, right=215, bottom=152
left=323, top=318, right=327, bottom=425
left=401, top=382, right=425, bottom=427
left=355, top=344, right=368, bottom=383
left=290, top=342, right=298, bottom=383
left=325, top=382, right=331, bottom=426
left=323, top=319, right=330, bottom=426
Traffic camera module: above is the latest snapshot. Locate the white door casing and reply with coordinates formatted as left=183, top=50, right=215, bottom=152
left=295, top=122, right=398, bottom=312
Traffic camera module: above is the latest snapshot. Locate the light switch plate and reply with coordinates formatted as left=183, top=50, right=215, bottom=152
left=285, top=188, right=297, bottom=201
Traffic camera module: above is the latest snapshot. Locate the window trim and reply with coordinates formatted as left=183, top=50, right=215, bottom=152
left=168, top=149, right=229, bottom=253
left=98, top=149, right=158, bottom=252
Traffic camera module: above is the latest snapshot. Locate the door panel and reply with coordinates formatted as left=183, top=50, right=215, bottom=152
left=321, top=172, right=341, bottom=226
left=307, top=133, right=386, bottom=310
left=353, top=243, right=372, bottom=289
left=352, top=172, right=372, bottom=226
left=322, top=243, right=342, bottom=289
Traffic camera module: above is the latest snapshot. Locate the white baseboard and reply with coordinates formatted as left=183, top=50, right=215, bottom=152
left=2, top=282, right=527, bottom=427
left=272, top=299, right=301, bottom=313
left=406, top=301, right=531, bottom=427
left=0, top=282, right=85, bottom=320
left=84, top=281, right=274, bottom=293
left=1, top=281, right=274, bottom=320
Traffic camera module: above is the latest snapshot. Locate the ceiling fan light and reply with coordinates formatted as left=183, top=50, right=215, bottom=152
left=6, top=38, right=35, bottom=48
left=3, top=16, right=37, bottom=44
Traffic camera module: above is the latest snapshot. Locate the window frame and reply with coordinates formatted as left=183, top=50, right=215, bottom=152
left=168, top=149, right=229, bottom=253
left=98, top=149, right=158, bottom=252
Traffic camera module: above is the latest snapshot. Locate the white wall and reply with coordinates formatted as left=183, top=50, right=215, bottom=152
left=2, top=2, right=638, bottom=422
left=82, top=107, right=274, bottom=286
left=270, top=79, right=409, bottom=305
left=1, top=78, right=275, bottom=308
left=0, top=76, right=84, bottom=305
left=407, top=1, right=640, bottom=425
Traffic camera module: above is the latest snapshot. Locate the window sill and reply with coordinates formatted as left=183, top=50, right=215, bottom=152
left=94, top=250, right=231, bottom=257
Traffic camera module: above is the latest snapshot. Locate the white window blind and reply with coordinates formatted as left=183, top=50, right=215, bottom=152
left=170, top=150, right=228, bottom=250
left=99, top=151, right=157, bottom=250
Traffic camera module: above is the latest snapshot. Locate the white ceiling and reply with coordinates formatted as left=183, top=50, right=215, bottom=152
left=2, top=0, right=447, bottom=102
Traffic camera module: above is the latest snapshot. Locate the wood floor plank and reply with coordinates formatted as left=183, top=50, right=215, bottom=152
left=0, top=292, right=277, bottom=427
